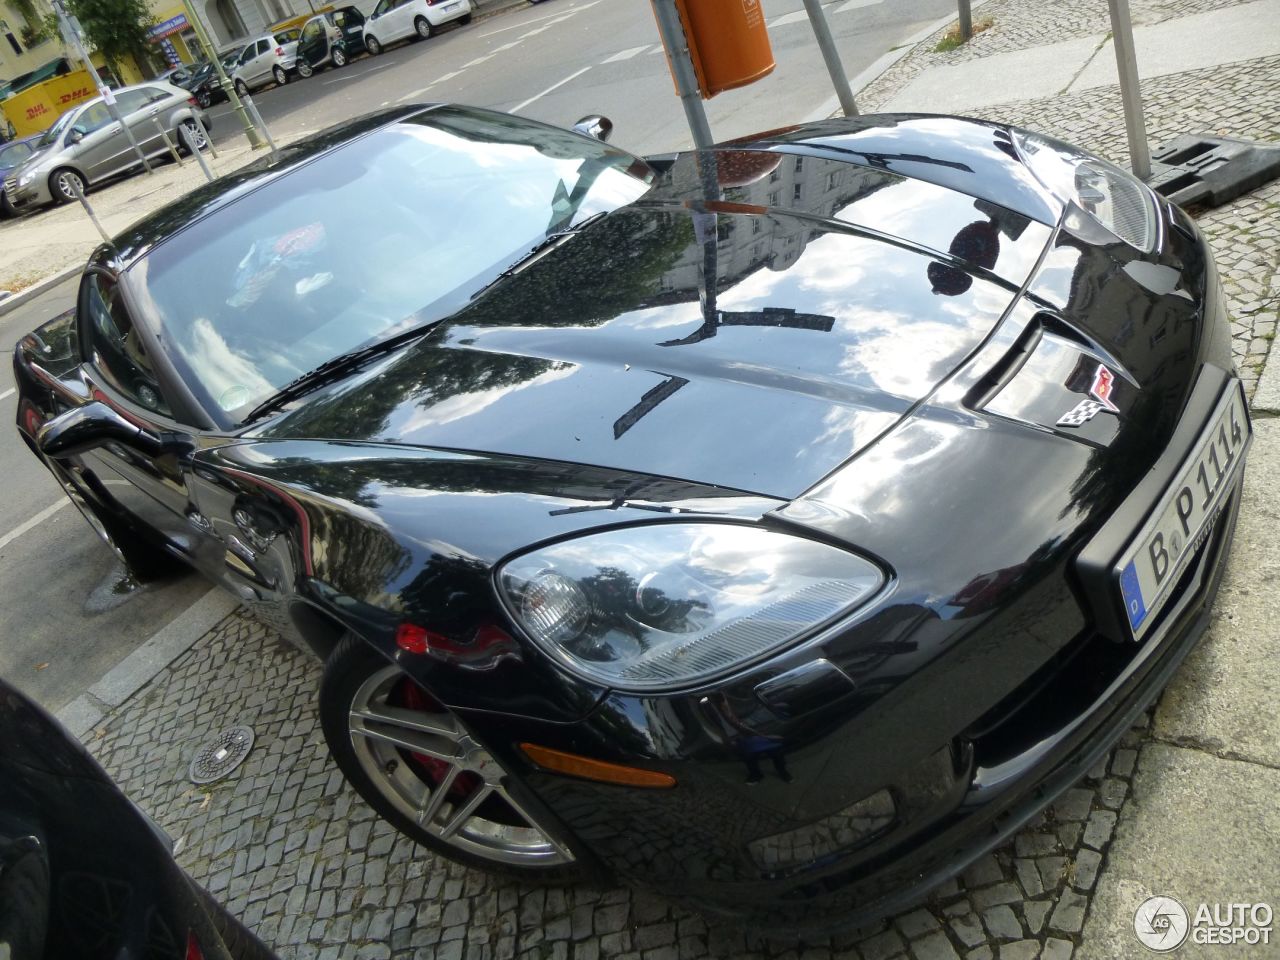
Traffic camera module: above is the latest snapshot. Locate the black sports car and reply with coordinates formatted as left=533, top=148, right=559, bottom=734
left=13, top=104, right=1250, bottom=931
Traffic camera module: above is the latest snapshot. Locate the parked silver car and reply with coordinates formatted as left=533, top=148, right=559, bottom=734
left=3, top=82, right=211, bottom=211
left=231, top=29, right=300, bottom=95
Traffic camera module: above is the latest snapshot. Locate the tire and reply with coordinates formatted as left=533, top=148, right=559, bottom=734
left=319, top=635, right=586, bottom=883
left=459, top=12, right=472, bottom=24
left=197, top=90, right=212, bottom=108
left=176, top=118, right=208, bottom=154
left=234, top=78, right=249, bottom=97
left=331, top=46, right=348, bottom=67
left=273, top=65, right=288, bottom=85
left=192, top=881, right=276, bottom=960
left=0, top=192, right=12, bottom=219
left=414, top=15, right=434, bottom=39
left=364, top=33, right=382, bottom=55
left=49, top=167, right=85, bottom=204
left=297, top=59, right=314, bottom=78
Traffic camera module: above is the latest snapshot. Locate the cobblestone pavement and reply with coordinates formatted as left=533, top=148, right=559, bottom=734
left=88, top=608, right=1147, bottom=960
left=75, top=0, right=1280, bottom=957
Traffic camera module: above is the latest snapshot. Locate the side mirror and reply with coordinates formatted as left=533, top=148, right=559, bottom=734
left=38, top=401, right=165, bottom=459
left=67, top=128, right=85, bottom=145
left=572, top=115, right=613, bottom=142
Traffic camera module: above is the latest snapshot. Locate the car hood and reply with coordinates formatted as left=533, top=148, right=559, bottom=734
left=257, top=149, right=1054, bottom=499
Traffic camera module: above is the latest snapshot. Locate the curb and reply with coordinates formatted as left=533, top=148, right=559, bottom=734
left=54, top=587, right=241, bottom=740
left=803, top=0, right=998, bottom=122
left=1253, top=346, right=1280, bottom=414
left=0, top=262, right=82, bottom=318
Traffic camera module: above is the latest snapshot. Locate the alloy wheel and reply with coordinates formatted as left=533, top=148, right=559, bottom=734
left=346, top=664, right=575, bottom=867
left=52, top=169, right=84, bottom=203
left=297, top=60, right=314, bottom=78
left=332, top=47, right=348, bottom=67
left=181, top=120, right=208, bottom=151
left=365, top=35, right=381, bottom=55
left=273, top=65, right=288, bottom=85
left=415, top=16, right=433, bottom=38
left=235, top=79, right=248, bottom=96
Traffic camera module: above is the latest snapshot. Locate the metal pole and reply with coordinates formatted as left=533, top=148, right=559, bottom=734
left=189, top=109, right=218, bottom=159
left=240, top=94, right=279, bottom=160
left=71, top=181, right=113, bottom=244
left=182, top=0, right=265, bottom=149
left=801, top=0, right=858, bottom=116
left=958, top=0, right=973, bottom=41
left=1107, top=0, right=1151, bottom=179
left=650, top=0, right=714, bottom=151
left=179, top=124, right=215, bottom=181
left=152, top=117, right=184, bottom=165
left=51, top=0, right=154, bottom=174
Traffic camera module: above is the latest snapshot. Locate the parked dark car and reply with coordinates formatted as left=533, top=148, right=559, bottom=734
left=295, top=6, right=366, bottom=77
left=12, top=104, right=1250, bottom=932
left=187, top=51, right=245, bottom=109
left=0, top=134, right=39, bottom=217
left=0, top=679, right=276, bottom=958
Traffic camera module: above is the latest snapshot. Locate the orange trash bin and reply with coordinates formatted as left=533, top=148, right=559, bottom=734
left=672, top=0, right=776, bottom=98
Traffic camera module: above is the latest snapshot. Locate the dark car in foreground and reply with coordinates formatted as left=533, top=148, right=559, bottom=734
left=0, top=679, right=276, bottom=958
left=12, top=104, right=1249, bottom=931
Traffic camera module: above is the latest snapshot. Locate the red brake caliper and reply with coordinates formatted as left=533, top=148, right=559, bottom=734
left=393, top=680, right=482, bottom=803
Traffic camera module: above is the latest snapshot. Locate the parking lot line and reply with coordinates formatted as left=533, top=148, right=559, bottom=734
left=0, top=497, right=70, bottom=553
left=509, top=65, right=592, bottom=113
left=0, top=386, right=14, bottom=401
left=479, top=6, right=575, bottom=37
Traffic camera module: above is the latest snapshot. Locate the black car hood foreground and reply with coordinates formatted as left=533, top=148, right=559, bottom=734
left=256, top=146, right=1053, bottom=499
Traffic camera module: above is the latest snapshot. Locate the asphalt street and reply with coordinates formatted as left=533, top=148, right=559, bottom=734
left=205, top=0, right=956, bottom=155
left=0, top=0, right=954, bottom=714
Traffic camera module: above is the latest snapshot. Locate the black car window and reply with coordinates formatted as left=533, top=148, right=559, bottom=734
left=74, top=102, right=114, bottom=136
left=129, top=106, right=654, bottom=425
left=257, top=38, right=271, bottom=55
left=144, top=85, right=170, bottom=103
left=0, top=141, right=31, bottom=165
left=82, top=273, right=172, bottom=417
left=115, top=89, right=151, bottom=115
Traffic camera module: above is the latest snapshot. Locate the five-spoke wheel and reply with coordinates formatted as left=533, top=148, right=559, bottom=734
left=320, top=637, right=583, bottom=879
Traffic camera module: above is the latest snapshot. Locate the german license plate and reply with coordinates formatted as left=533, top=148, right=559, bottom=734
left=1117, top=383, right=1250, bottom=640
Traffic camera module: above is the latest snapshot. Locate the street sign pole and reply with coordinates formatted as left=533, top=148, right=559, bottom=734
left=52, top=0, right=154, bottom=175
left=182, top=0, right=265, bottom=149
left=650, top=0, right=714, bottom=151
left=958, top=0, right=973, bottom=41
left=1107, top=0, right=1151, bottom=179
left=801, top=0, right=857, bottom=116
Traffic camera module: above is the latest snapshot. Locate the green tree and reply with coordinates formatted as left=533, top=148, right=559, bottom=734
left=58, top=0, right=156, bottom=77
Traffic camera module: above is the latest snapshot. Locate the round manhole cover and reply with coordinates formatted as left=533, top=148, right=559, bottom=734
left=189, top=726, right=255, bottom=784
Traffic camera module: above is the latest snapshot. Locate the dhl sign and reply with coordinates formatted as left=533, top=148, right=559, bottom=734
left=2, top=70, right=97, bottom=138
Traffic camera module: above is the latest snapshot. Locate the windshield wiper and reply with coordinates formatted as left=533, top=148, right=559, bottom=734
left=242, top=323, right=437, bottom=424
left=471, top=211, right=608, bottom=300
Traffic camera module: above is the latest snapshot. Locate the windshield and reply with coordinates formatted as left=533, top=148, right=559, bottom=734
left=127, top=107, right=652, bottom=426
left=39, top=107, right=82, bottom=147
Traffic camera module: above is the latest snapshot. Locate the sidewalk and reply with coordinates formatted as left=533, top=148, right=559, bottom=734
left=44, top=0, right=1280, bottom=957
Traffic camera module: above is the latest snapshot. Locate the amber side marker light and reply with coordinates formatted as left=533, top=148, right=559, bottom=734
left=520, top=743, right=677, bottom=789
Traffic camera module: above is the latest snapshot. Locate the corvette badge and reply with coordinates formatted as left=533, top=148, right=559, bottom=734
left=1057, top=363, right=1121, bottom=428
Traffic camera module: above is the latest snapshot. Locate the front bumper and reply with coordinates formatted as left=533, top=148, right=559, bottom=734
left=497, top=366, right=1245, bottom=932
left=3, top=172, right=47, bottom=209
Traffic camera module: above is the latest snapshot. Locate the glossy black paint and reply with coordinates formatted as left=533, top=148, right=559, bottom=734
left=12, top=106, right=1247, bottom=930
left=0, top=679, right=275, bottom=958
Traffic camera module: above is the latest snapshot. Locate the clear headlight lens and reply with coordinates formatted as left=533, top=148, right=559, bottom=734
left=498, top=524, right=883, bottom=692
left=17, top=169, right=35, bottom=187
left=1014, top=130, right=1157, bottom=252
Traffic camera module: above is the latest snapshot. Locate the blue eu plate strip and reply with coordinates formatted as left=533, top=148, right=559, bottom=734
left=1120, top=561, right=1147, bottom=631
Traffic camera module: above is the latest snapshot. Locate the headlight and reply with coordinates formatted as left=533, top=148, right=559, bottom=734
left=497, top=524, right=883, bottom=691
left=1014, top=130, right=1157, bottom=252
left=17, top=169, right=35, bottom=187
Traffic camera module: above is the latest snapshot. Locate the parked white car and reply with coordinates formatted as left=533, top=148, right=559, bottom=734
left=231, top=29, right=300, bottom=95
left=362, top=0, right=472, bottom=55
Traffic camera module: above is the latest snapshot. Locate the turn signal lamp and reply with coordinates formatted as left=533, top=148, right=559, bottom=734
left=520, top=743, right=676, bottom=789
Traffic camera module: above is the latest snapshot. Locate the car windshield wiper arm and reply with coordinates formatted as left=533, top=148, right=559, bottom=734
left=242, top=323, right=437, bottom=424
left=471, top=211, right=608, bottom=300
